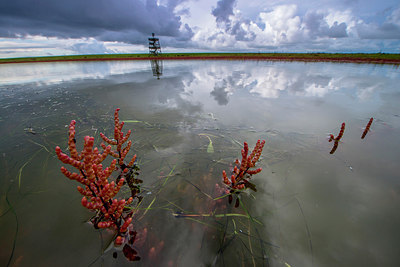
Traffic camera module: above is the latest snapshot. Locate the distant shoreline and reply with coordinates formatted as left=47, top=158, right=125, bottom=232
left=1, top=53, right=400, bottom=65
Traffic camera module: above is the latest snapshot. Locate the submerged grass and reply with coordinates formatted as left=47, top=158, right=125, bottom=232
left=5, top=185, right=18, bottom=267
left=17, top=148, right=44, bottom=190
left=0, top=104, right=304, bottom=266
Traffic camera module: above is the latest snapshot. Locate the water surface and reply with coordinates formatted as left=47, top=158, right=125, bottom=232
left=0, top=60, right=399, bottom=266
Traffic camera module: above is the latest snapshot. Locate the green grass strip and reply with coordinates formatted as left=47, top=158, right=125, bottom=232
left=1, top=52, right=399, bottom=64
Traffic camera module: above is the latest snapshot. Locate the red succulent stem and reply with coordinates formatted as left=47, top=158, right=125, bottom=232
left=361, top=117, right=373, bottom=139
left=222, top=139, right=265, bottom=191
left=335, top=122, right=345, bottom=141
left=56, top=108, right=138, bottom=246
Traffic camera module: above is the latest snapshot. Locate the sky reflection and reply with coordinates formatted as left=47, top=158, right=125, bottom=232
left=1, top=60, right=397, bottom=103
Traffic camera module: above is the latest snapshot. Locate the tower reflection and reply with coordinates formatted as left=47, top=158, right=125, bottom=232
left=150, top=60, right=163, bottom=79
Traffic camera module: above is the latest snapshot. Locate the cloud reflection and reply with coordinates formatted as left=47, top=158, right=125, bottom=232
left=210, top=82, right=230, bottom=105
left=193, top=62, right=396, bottom=105
left=1, top=60, right=397, bottom=109
left=0, top=60, right=150, bottom=85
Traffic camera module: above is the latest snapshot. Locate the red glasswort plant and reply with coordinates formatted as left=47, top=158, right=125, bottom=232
left=55, top=108, right=140, bottom=248
left=328, top=122, right=345, bottom=154
left=222, top=139, right=265, bottom=207
left=329, top=122, right=345, bottom=142
left=361, top=117, right=373, bottom=139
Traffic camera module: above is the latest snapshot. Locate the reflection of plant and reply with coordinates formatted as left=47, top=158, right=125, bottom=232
left=222, top=140, right=265, bottom=207
left=55, top=108, right=141, bottom=254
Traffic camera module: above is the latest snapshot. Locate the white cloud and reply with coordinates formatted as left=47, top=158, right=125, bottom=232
left=249, top=69, right=291, bottom=98
left=0, top=36, right=150, bottom=58
left=257, top=5, right=303, bottom=44
left=68, top=39, right=115, bottom=54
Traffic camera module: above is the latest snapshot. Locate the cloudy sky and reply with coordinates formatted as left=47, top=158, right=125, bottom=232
left=0, top=0, right=400, bottom=57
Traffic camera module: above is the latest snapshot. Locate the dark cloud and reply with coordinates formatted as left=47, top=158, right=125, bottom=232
left=212, top=0, right=236, bottom=25
left=0, top=0, right=193, bottom=45
left=304, top=12, right=325, bottom=35
left=343, top=0, right=359, bottom=5
left=357, top=23, right=400, bottom=39
left=231, top=20, right=256, bottom=41
left=327, top=22, right=348, bottom=38
left=211, top=0, right=256, bottom=42
left=357, top=7, right=400, bottom=39
left=304, top=12, right=348, bottom=38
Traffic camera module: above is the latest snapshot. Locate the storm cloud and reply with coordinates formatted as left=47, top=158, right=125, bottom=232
left=304, top=12, right=348, bottom=38
left=211, top=0, right=257, bottom=42
left=212, top=0, right=236, bottom=25
left=356, top=8, right=400, bottom=39
left=0, top=0, right=193, bottom=44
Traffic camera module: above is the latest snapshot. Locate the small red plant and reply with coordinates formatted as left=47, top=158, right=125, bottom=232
left=329, top=122, right=345, bottom=142
left=55, top=108, right=140, bottom=248
left=328, top=122, right=346, bottom=154
left=222, top=140, right=265, bottom=207
left=361, top=117, right=373, bottom=139
left=329, top=140, right=339, bottom=154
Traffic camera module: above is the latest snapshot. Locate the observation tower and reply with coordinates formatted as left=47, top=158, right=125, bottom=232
left=148, top=33, right=161, bottom=55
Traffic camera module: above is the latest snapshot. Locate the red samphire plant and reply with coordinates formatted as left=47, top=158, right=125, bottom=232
left=55, top=108, right=140, bottom=247
left=328, top=122, right=345, bottom=154
left=55, top=108, right=267, bottom=261
left=329, top=122, right=345, bottom=142
left=222, top=139, right=265, bottom=207
left=361, top=117, right=373, bottom=139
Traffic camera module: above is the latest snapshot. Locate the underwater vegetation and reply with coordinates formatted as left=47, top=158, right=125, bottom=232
left=55, top=109, right=142, bottom=260
left=222, top=140, right=265, bottom=207
left=55, top=108, right=266, bottom=262
left=53, top=105, right=377, bottom=264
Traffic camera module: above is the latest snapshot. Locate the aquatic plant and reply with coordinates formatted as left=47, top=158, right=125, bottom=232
left=55, top=108, right=141, bottom=250
left=329, top=140, right=339, bottom=154
left=222, top=139, right=265, bottom=207
left=329, top=122, right=345, bottom=142
left=328, top=122, right=345, bottom=154
left=361, top=117, right=373, bottom=139
left=55, top=108, right=268, bottom=263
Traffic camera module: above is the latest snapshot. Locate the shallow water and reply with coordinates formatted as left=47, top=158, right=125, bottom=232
left=0, top=60, right=399, bottom=266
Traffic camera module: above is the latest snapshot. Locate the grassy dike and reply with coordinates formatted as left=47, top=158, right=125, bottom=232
left=1, top=53, right=400, bottom=64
